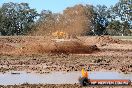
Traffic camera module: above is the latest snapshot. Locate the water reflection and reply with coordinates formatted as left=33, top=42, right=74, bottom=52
left=0, top=71, right=131, bottom=85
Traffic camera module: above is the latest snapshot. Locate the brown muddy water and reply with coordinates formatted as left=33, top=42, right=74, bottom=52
left=0, top=71, right=131, bottom=85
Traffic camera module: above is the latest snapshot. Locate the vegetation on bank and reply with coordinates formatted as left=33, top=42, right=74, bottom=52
left=0, top=0, right=131, bottom=36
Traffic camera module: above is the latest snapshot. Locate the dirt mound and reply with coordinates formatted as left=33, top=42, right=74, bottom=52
left=17, top=39, right=99, bottom=55
left=83, top=36, right=122, bottom=45
left=18, top=42, right=55, bottom=54
left=0, top=43, right=15, bottom=53
left=95, top=36, right=121, bottom=44
left=0, top=36, right=47, bottom=44
left=0, top=37, right=25, bottom=43
left=0, top=36, right=100, bottom=55
left=52, top=39, right=99, bottom=54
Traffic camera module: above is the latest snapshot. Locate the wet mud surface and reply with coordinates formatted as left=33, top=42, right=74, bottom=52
left=0, top=36, right=132, bottom=87
left=0, top=54, right=131, bottom=74
left=0, top=84, right=132, bottom=88
left=0, top=71, right=131, bottom=85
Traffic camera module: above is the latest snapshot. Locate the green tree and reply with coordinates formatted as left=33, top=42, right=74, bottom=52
left=0, top=7, right=7, bottom=35
left=0, top=2, right=38, bottom=35
left=91, top=5, right=109, bottom=35
left=33, top=10, right=56, bottom=35
left=0, top=8, right=2, bottom=35
left=112, top=0, right=132, bottom=35
left=107, top=21, right=122, bottom=35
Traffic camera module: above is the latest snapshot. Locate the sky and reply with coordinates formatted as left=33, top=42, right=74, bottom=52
left=0, top=0, right=119, bottom=13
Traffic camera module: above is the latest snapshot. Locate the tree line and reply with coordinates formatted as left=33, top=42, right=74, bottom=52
left=0, top=0, right=132, bottom=36
left=0, top=2, right=38, bottom=35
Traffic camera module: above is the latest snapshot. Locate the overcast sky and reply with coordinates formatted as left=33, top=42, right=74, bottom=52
left=0, top=0, right=119, bottom=13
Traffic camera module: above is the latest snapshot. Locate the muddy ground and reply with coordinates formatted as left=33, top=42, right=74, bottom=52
left=0, top=84, right=132, bottom=88
left=0, top=54, right=131, bottom=74
left=0, top=36, right=131, bottom=87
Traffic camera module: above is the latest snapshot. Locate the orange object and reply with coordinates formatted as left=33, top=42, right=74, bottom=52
left=52, top=31, right=67, bottom=39
left=81, top=68, right=88, bottom=78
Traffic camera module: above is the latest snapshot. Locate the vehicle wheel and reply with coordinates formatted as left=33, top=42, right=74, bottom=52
left=79, top=77, right=88, bottom=86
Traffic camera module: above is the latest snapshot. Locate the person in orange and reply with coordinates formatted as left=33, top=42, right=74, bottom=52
left=81, top=68, right=88, bottom=78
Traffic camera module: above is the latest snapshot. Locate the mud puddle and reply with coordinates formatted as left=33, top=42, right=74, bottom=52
left=0, top=71, right=131, bottom=85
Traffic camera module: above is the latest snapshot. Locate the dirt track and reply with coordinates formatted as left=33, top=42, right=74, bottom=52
left=0, top=36, right=132, bottom=87
left=0, top=36, right=131, bottom=73
left=0, top=54, right=131, bottom=74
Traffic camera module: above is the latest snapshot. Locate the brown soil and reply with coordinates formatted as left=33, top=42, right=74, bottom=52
left=0, top=84, right=131, bottom=88
left=80, top=36, right=132, bottom=45
left=0, top=54, right=131, bottom=74
left=0, top=43, right=15, bottom=52
left=0, top=36, right=131, bottom=74
left=0, top=36, right=99, bottom=55
left=0, top=36, right=131, bottom=86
